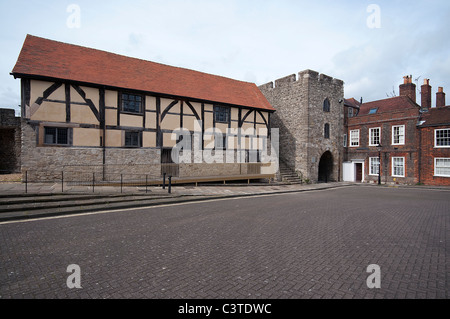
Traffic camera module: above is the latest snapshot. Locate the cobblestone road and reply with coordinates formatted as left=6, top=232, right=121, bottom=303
left=0, top=185, right=448, bottom=299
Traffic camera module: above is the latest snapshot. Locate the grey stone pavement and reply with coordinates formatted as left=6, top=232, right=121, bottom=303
left=0, top=181, right=449, bottom=300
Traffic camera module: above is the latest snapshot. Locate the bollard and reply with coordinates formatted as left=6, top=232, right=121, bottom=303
left=61, top=171, right=64, bottom=193
left=92, top=172, right=95, bottom=193
left=146, top=175, right=148, bottom=194
left=25, top=170, right=28, bottom=194
left=121, top=174, right=123, bottom=193
left=168, top=175, right=172, bottom=194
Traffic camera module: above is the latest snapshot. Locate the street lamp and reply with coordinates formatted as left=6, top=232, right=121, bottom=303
left=377, top=144, right=382, bottom=185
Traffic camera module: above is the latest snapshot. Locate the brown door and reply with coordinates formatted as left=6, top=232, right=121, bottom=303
left=355, top=163, right=363, bottom=182
left=161, top=148, right=179, bottom=177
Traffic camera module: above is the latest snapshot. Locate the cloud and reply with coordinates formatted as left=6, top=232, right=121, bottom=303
left=0, top=86, right=21, bottom=115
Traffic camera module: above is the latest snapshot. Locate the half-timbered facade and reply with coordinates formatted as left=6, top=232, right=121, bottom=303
left=11, top=35, right=276, bottom=182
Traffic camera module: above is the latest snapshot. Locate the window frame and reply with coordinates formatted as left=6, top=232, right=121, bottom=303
left=120, top=92, right=143, bottom=114
left=434, top=158, right=450, bottom=177
left=369, top=157, right=380, bottom=176
left=214, top=105, right=230, bottom=124
left=348, top=107, right=353, bottom=118
left=44, top=127, right=70, bottom=146
left=350, top=129, right=360, bottom=147
left=323, top=98, right=330, bottom=112
left=369, top=127, right=381, bottom=146
left=391, top=157, right=405, bottom=177
left=343, top=134, right=348, bottom=147
left=434, top=129, right=450, bottom=148
left=214, top=132, right=227, bottom=150
left=324, top=123, right=330, bottom=139
left=124, top=131, right=142, bottom=148
left=392, top=125, right=405, bottom=145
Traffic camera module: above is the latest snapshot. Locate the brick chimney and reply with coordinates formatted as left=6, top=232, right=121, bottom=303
left=421, top=79, right=432, bottom=109
left=436, top=87, right=446, bottom=107
left=399, top=75, right=416, bottom=102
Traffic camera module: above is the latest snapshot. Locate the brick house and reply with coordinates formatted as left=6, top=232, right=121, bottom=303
left=11, top=35, right=276, bottom=182
left=417, top=89, right=450, bottom=185
left=343, top=76, right=450, bottom=186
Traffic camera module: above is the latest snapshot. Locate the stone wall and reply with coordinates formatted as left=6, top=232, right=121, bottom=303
left=21, top=120, right=274, bottom=182
left=259, top=70, right=344, bottom=182
left=21, top=120, right=161, bottom=182
left=0, top=109, right=21, bottom=173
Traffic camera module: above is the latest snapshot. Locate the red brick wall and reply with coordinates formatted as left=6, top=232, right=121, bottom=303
left=346, top=108, right=419, bottom=184
left=418, top=126, right=450, bottom=186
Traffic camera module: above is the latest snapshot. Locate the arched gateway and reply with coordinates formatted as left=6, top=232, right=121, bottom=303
left=318, top=151, right=333, bottom=183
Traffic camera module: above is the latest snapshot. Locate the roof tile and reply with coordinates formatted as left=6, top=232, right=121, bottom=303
left=12, top=35, right=274, bottom=111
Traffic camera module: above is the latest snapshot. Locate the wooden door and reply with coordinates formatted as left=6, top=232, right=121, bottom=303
left=161, top=148, right=179, bottom=177
left=355, top=163, right=363, bottom=182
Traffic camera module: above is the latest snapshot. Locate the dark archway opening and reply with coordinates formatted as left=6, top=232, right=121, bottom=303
left=318, top=151, right=333, bottom=183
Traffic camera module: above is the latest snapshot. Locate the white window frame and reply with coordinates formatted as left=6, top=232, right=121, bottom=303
left=343, top=134, right=348, bottom=147
left=392, top=125, right=405, bottom=145
left=435, top=129, right=450, bottom=148
left=434, top=158, right=450, bottom=177
left=369, top=127, right=381, bottom=146
left=350, top=129, right=360, bottom=147
left=369, top=157, right=380, bottom=176
left=392, top=157, right=405, bottom=177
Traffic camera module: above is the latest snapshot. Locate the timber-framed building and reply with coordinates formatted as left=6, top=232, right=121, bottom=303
left=11, top=35, right=276, bottom=182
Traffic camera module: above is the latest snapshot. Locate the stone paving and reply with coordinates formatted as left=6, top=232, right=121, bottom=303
left=0, top=184, right=448, bottom=299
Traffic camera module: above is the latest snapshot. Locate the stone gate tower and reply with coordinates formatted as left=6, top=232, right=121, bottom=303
left=259, top=69, right=345, bottom=183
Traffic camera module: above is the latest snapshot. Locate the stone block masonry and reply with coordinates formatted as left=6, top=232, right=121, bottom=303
left=259, top=70, right=345, bottom=183
left=0, top=109, right=21, bottom=173
left=20, top=120, right=161, bottom=182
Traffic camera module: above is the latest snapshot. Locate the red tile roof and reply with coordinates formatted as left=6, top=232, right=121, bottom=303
left=419, top=106, right=450, bottom=127
left=12, top=35, right=274, bottom=111
left=344, top=98, right=361, bottom=108
left=356, top=96, right=419, bottom=116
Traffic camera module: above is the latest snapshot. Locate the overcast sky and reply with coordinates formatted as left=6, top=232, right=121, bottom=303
left=1, top=0, right=449, bottom=115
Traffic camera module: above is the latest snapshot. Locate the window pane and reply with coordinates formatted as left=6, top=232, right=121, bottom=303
left=370, top=128, right=380, bottom=145
left=392, top=157, right=404, bottom=176
left=436, top=158, right=450, bottom=176
left=370, top=157, right=380, bottom=175
left=122, top=93, right=142, bottom=113
left=57, top=128, right=68, bottom=145
left=44, top=127, right=56, bottom=144
left=350, top=130, right=359, bottom=146
left=436, top=129, right=450, bottom=146
left=214, top=106, right=229, bottom=123
left=324, top=124, right=330, bottom=139
left=125, top=131, right=140, bottom=147
left=323, top=99, right=330, bottom=112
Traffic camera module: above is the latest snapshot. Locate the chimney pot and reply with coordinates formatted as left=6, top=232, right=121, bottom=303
left=421, top=79, right=432, bottom=109
left=436, top=87, right=446, bottom=107
left=399, top=76, right=416, bottom=102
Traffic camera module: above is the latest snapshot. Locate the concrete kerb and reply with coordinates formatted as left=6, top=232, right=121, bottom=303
left=0, top=182, right=355, bottom=222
